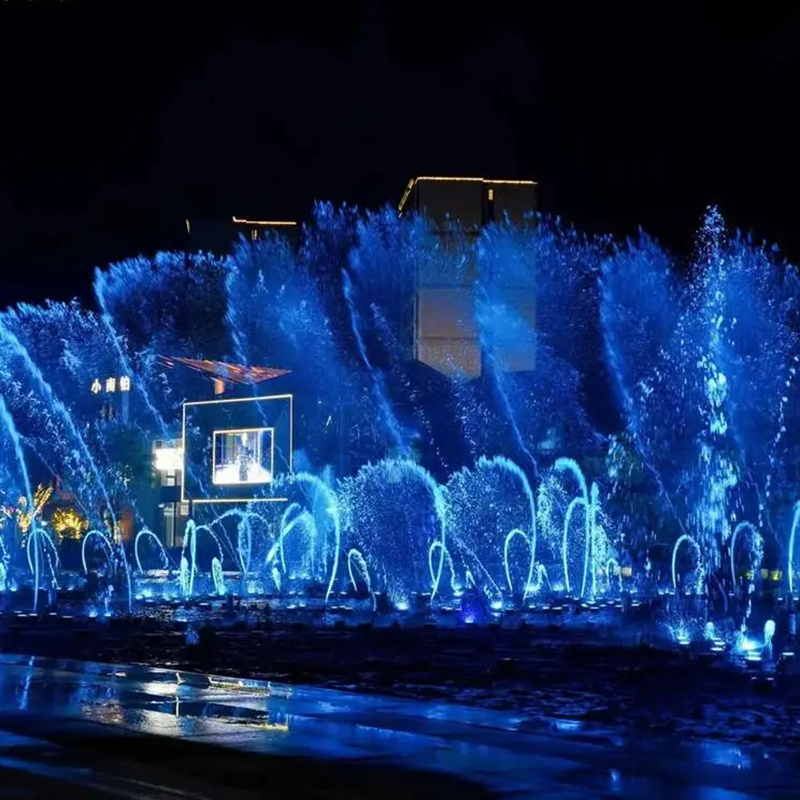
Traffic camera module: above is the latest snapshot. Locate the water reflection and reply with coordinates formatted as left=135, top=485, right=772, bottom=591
left=0, top=654, right=790, bottom=798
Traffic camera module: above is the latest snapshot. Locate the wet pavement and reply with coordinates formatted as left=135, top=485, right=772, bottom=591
left=0, top=653, right=796, bottom=798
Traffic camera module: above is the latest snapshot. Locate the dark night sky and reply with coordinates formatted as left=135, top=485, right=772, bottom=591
left=1, top=1, right=799, bottom=308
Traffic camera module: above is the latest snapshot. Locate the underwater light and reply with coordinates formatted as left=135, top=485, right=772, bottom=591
left=745, top=653, right=762, bottom=662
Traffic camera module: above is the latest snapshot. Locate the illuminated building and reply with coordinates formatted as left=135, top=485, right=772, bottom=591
left=398, top=176, right=538, bottom=379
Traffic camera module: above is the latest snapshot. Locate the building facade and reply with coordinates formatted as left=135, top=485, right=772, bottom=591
left=397, top=176, right=538, bottom=379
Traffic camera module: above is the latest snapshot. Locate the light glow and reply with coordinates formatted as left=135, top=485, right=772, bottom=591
left=154, top=446, right=184, bottom=473
left=50, top=507, right=88, bottom=538
left=212, top=427, right=274, bottom=486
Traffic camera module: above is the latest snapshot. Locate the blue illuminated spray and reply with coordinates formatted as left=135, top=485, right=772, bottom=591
left=179, top=556, right=190, bottom=597
left=605, top=558, right=622, bottom=592
left=181, top=519, right=225, bottom=597
left=94, top=267, right=168, bottom=436
left=347, top=548, right=375, bottom=611
left=764, top=618, right=776, bottom=659
left=274, top=502, right=309, bottom=573
left=428, top=540, right=459, bottom=599
left=478, top=456, right=536, bottom=600
left=672, top=533, right=704, bottom=594
left=0, top=321, right=132, bottom=612
left=599, top=264, right=688, bottom=538
left=81, top=529, right=115, bottom=576
left=134, top=527, right=174, bottom=573
left=26, top=526, right=59, bottom=589
left=788, top=501, right=800, bottom=595
left=342, top=269, right=409, bottom=455
left=0, top=394, right=37, bottom=607
left=503, top=528, right=530, bottom=595
left=293, top=472, right=341, bottom=603
left=728, top=521, right=762, bottom=590
left=555, top=458, right=594, bottom=598
left=211, top=557, right=226, bottom=596
left=474, top=296, right=539, bottom=479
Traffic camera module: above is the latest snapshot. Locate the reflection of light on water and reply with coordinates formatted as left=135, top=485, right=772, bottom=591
left=745, top=652, right=762, bottom=662
left=698, top=741, right=753, bottom=770
left=140, top=681, right=178, bottom=697
left=207, top=676, right=272, bottom=694
left=251, top=720, right=290, bottom=732
left=82, top=701, right=125, bottom=725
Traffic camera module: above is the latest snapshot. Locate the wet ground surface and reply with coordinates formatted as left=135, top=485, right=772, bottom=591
left=0, top=653, right=798, bottom=798
left=3, top=609, right=800, bottom=750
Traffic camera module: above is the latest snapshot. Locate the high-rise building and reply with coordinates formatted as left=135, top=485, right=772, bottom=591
left=397, top=176, right=538, bottom=379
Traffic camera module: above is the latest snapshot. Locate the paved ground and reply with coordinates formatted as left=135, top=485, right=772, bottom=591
left=0, top=654, right=797, bottom=798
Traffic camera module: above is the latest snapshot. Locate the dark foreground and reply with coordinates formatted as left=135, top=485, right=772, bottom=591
left=0, top=654, right=797, bottom=798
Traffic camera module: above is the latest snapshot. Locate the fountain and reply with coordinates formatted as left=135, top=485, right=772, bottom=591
left=0, top=204, right=796, bottom=660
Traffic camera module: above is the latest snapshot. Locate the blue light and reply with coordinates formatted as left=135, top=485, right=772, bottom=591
left=0, top=203, right=794, bottom=634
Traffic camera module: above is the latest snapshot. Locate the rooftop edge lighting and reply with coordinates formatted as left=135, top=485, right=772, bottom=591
left=397, top=176, right=537, bottom=214
left=232, top=216, right=298, bottom=227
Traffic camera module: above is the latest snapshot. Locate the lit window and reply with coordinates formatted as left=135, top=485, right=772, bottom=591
left=212, top=428, right=274, bottom=485
left=154, top=446, right=184, bottom=472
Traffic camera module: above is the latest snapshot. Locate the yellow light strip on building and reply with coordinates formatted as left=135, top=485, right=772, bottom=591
left=397, top=176, right=537, bottom=213
left=191, top=497, right=290, bottom=505
left=232, top=216, right=298, bottom=226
